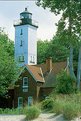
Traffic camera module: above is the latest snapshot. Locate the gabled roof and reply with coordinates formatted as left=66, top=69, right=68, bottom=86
left=39, top=61, right=67, bottom=87
left=20, top=65, right=45, bottom=83
left=19, top=61, right=66, bottom=87
left=38, top=61, right=66, bottom=75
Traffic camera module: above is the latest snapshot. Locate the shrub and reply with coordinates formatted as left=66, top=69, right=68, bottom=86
left=63, top=102, right=81, bottom=120
left=0, top=108, right=3, bottom=114
left=25, top=106, right=41, bottom=120
left=53, top=100, right=65, bottom=115
left=0, top=108, right=22, bottom=115
left=41, top=98, right=54, bottom=110
left=55, top=70, right=77, bottom=94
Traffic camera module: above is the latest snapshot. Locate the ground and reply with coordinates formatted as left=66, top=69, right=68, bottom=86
left=33, top=113, right=67, bottom=121
left=0, top=113, right=80, bottom=121
left=0, top=115, right=25, bottom=121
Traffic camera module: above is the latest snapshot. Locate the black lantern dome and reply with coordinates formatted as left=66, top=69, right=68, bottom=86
left=14, top=8, right=38, bottom=28
left=20, top=8, right=32, bottom=25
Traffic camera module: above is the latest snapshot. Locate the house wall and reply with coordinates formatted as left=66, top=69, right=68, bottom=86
left=14, top=70, right=42, bottom=108
left=40, top=87, right=53, bottom=100
left=36, top=82, right=43, bottom=101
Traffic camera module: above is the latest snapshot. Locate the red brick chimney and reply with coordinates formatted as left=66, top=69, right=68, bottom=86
left=46, top=57, right=52, bottom=72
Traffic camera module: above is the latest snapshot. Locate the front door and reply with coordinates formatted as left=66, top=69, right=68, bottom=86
left=18, top=97, right=23, bottom=108
left=28, top=96, right=33, bottom=106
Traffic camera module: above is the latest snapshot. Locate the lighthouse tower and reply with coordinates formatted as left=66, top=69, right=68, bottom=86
left=14, top=8, right=38, bottom=67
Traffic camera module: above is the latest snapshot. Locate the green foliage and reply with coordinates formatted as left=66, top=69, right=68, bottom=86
left=25, top=106, right=41, bottom=120
left=0, top=108, right=21, bottom=115
left=37, top=0, right=81, bottom=89
left=53, top=99, right=65, bottom=115
left=41, top=93, right=81, bottom=120
left=63, top=102, right=81, bottom=120
left=41, top=98, right=54, bottom=110
left=56, top=70, right=77, bottom=94
left=37, top=40, right=49, bottom=64
left=0, top=29, right=18, bottom=96
left=37, top=38, right=69, bottom=64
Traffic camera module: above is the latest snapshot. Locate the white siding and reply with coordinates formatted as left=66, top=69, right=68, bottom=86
left=15, top=24, right=37, bottom=67
left=28, top=25, right=37, bottom=65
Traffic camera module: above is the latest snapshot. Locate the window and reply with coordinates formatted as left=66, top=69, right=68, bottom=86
left=33, top=56, right=35, bottom=63
left=30, top=56, right=35, bottom=63
left=18, top=97, right=23, bottom=108
left=19, top=56, right=24, bottom=62
left=20, top=40, right=23, bottom=46
left=23, top=77, right=28, bottom=92
left=28, top=96, right=33, bottom=106
left=23, top=77, right=28, bottom=87
left=31, top=56, right=32, bottom=62
left=20, top=29, right=23, bottom=35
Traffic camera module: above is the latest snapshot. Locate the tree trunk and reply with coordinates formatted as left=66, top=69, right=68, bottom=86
left=67, top=1, right=76, bottom=80
left=77, top=46, right=81, bottom=90
left=69, top=45, right=76, bottom=80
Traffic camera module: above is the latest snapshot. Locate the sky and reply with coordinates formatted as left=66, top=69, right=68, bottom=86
left=0, top=1, right=61, bottom=41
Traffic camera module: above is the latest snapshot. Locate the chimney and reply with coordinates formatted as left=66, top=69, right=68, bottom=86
left=46, top=57, right=52, bottom=72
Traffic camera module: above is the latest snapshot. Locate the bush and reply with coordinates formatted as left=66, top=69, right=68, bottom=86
left=41, top=98, right=54, bottom=110
left=63, top=102, right=81, bottom=120
left=0, top=108, right=3, bottom=114
left=56, top=70, right=77, bottom=94
left=0, top=108, right=22, bottom=115
left=53, top=100, right=65, bottom=115
left=25, top=106, right=41, bottom=120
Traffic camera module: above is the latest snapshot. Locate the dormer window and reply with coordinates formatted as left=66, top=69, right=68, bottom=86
left=23, top=77, right=28, bottom=92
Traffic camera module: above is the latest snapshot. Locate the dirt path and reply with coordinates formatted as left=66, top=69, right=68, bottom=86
left=0, top=113, right=80, bottom=121
left=33, top=113, right=67, bottom=121
left=33, top=113, right=81, bottom=121
left=0, top=115, right=26, bottom=121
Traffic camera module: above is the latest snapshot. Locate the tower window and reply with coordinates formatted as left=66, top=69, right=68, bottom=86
left=30, top=56, right=35, bottom=63
left=31, top=56, right=32, bottom=62
left=33, top=56, right=35, bottom=63
left=19, top=56, right=24, bottom=62
left=20, top=40, right=23, bottom=46
left=20, top=29, right=23, bottom=35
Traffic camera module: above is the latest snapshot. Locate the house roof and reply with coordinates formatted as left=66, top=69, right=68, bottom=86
left=19, top=61, right=66, bottom=87
left=38, top=61, right=67, bottom=87
left=23, top=65, right=45, bottom=83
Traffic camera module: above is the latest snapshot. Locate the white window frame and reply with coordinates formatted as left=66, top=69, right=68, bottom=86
left=18, top=97, right=23, bottom=108
left=19, top=55, right=24, bottom=62
left=23, top=77, right=28, bottom=89
left=33, top=56, right=35, bottom=63
left=28, top=96, right=33, bottom=106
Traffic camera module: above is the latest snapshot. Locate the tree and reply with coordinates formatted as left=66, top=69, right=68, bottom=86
left=56, top=70, right=77, bottom=94
left=37, top=40, right=49, bottom=64
left=37, top=38, right=69, bottom=64
left=0, top=29, right=18, bottom=96
left=36, top=0, right=81, bottom=89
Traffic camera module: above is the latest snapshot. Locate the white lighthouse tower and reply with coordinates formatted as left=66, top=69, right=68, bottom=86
left=14, top=8, right=38, bottom=67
